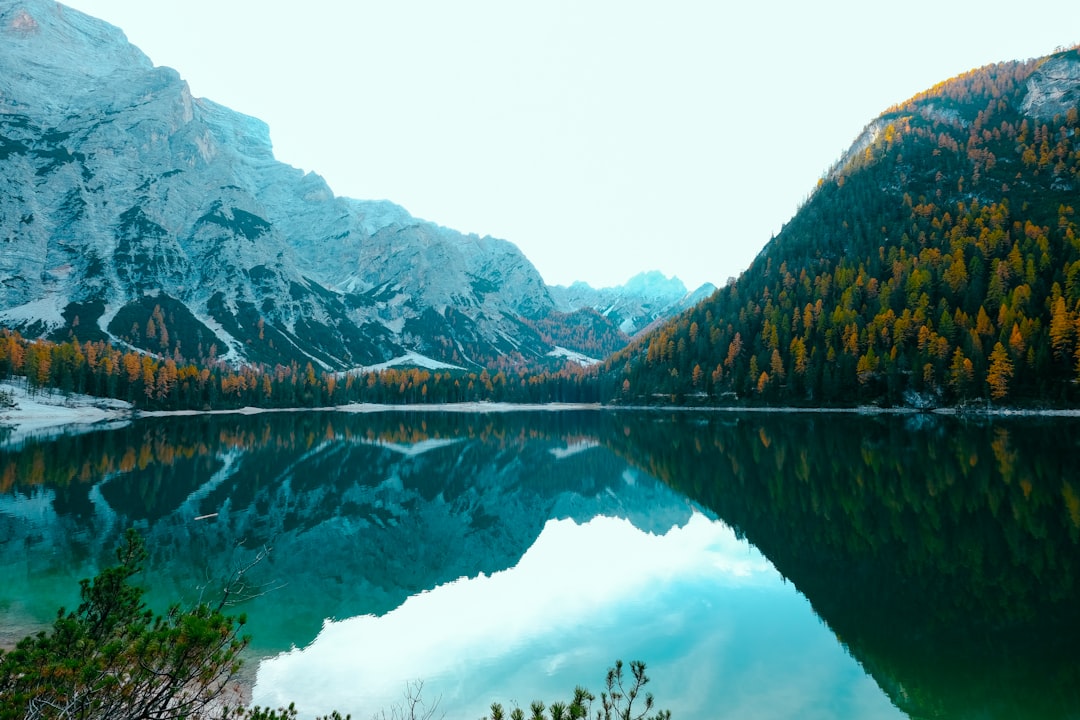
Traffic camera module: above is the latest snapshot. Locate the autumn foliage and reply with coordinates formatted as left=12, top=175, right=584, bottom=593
left=602, top=50, right=1080, bottom=407
left=0, top=328, right=597, bottom=411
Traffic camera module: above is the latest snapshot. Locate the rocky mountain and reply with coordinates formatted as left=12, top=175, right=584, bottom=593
left=0, top=0, right=697, bottom=373
left=517, top=272, right=717, bottom=363
left=550, top=271, right=716, bottom=336
left=601, top=48, right=1080, bottom=407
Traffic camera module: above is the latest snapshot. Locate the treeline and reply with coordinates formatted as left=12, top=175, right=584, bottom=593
left=602, top=50, right=1080, bottom=407
left=0, top=409, right=611, bottom=495
left=521, top=307, right=629, bottom=359
left=0, top=329, right=599, bottom=410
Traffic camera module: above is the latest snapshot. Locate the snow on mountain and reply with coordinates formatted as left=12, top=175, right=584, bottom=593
left=361, top=436, right=465, bottom=457
left=0, top=377, right=131, bottom=443
left=549, top=271, right=717, bottom=335
left=0, top=0, right=557, bottom=370
left=358, top=351, right=465, bottom=373
left=0, top=0, right=713, bottom=371
left=546, top=346, right=600, bottom=367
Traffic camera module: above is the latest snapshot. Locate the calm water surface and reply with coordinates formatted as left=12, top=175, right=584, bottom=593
left=1, top=409, right=1078, bottom=719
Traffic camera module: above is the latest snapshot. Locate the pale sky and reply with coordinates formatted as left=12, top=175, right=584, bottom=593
left=60, top=1, right=1078, bottom=290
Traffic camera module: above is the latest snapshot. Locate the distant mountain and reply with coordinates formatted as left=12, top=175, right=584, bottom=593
left=551, top=271, right=716, bottom=336
left=602, top=48, right=1080, bottom=407
left=517, top=273, right=715, bottom=362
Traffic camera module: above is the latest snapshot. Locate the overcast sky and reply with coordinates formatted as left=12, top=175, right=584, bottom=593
left=61, top=1, right=1077, bottom=290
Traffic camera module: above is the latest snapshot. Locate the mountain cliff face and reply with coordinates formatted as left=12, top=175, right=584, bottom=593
left=1021, top=53, right=1080, bottom=119
left=0, top=1, right=715, bottom=374
left=0, top=0, right=581, bottom=370
left=602, top=48, right=1080, bottom=407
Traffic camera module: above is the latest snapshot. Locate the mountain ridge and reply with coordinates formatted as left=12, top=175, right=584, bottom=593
left=0, top=0, right=703, bottom=372
left=550, top=271, right=716, bottom=336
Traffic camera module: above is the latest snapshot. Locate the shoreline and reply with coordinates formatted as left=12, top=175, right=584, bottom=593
left=0, top=380, right=136, bottom=444
left=3, top=379, right=1079, bottom=443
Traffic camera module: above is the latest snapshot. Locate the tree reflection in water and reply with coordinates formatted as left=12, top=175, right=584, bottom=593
left=2, top=409, right=1079, bottom=718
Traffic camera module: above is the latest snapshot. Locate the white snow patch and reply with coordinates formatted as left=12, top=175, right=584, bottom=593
left=0, top=380, right=133, bottom=444
left=190, top=311, right=244, bottom=364
left=362, top=437, right=464, bottom=457
left=97, top=303, right=123, bottom=340
left=549, top=439, right=600, bottom=460
left=46, top=264, right=74, bottom=280
left=357, top=352, right=465, bottom=373
left=0, top=295, right=67, bottom=331
left=547, top=346, right=600, bottom=367
left=381, top=317, right=405, bottom=335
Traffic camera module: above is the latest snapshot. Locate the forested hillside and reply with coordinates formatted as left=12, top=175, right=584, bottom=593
left=0, top=327, right=598, bottom=410
left=601, top=49, right=1080, bottom=407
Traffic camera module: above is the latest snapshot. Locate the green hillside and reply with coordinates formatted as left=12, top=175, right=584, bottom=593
left=601, top=49, right=1080, bottom=407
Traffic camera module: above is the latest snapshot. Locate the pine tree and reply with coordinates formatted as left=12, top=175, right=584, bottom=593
left=987, top=342, right=1014, bottom=400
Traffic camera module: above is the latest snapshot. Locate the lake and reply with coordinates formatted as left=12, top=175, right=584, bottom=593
left=1, top=409, right=1078, bottom=719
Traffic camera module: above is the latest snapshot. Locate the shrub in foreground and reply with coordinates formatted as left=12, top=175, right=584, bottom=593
left=0, top=532, right=669, bottom=720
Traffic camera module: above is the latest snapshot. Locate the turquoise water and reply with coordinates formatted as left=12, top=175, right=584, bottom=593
left=2, top=410, right=1078, bottom=718
left=252, top=513, right=897, bottom=718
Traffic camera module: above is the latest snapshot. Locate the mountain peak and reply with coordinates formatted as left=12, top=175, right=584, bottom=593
left=0, top=0, right=565, bottom=370
left=0, top=0, right=707, bottom=372
left=1, top=0, right=154, bottom=118
left=549, top=271, right=712, bottom=337
left=623, top=271, right=688, bottom=298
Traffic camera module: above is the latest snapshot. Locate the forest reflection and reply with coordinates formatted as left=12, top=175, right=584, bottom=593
left=2, top=409, right=1079, bottom=718
left=604, top=411, right=1080, bottom=719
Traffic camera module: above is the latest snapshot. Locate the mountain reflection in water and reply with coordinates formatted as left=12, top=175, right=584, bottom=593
left=2, top=409, right=1078, bottom=718
left=252, top=513, right=824, bottom=718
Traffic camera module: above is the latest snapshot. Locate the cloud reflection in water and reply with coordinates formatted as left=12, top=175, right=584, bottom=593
left=252, top=512, right=899, bottom=719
